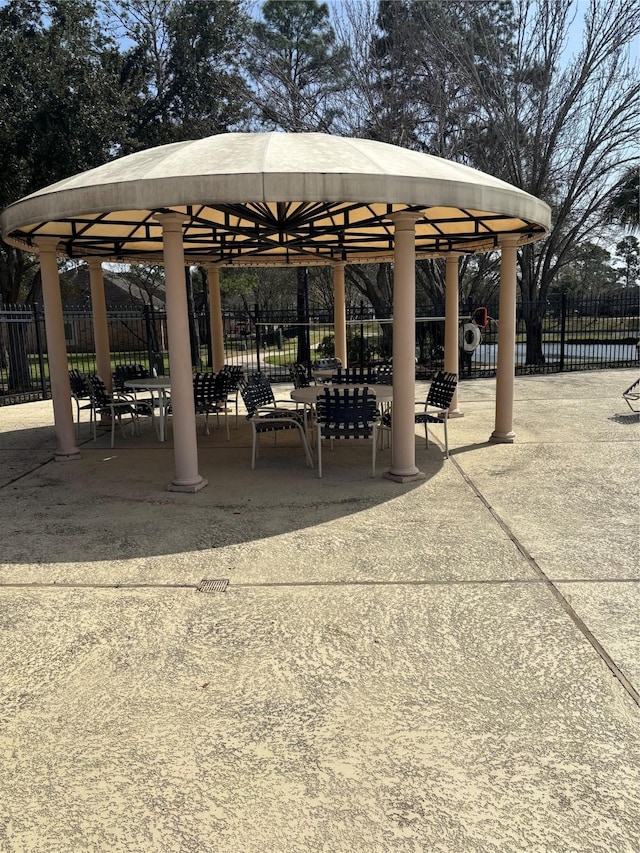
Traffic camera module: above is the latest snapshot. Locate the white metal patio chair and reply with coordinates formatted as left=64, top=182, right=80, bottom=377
left=240, top=374, right=312, bottom=470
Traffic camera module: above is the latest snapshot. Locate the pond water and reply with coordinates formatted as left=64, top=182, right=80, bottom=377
left=475, top=342, right=639, bottom=365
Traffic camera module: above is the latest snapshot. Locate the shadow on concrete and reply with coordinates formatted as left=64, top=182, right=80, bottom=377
left=1, top=422, right=438, bottom=565
left=448, top=440, right=494, bottom=457
left=609, top=412, right=640, bottom=425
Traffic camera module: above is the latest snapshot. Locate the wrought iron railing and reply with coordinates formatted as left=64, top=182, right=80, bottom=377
left=1, top=293, right=637, bottom=405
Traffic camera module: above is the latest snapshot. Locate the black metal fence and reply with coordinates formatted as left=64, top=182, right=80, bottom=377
left=1, top=293, right=638, bottom=405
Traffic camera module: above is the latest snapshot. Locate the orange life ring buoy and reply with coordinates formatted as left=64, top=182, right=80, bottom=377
left=459, top=322, right=481, bottom=353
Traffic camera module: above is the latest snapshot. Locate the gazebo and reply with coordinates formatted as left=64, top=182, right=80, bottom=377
left=0, top=132, right=550, bottom=492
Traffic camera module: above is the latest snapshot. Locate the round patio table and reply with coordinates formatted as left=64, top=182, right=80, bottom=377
left=124, top=377, right=172, bottom=442
left=291, top=383, right=393, bottom=439
left=291, top=384, right=393, bottom=406
left=311, top=368, right=335, bottom=381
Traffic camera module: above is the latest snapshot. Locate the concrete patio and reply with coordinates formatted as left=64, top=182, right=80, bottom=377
left=0, top=368, right=638, bottom=852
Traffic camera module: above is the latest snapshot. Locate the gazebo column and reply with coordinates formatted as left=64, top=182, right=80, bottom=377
left=155, top=212, right=207, bottom=492
left=444, top=253, right=463, bottom=416
left=206, top=265, right=225, bottom=373
left=333, top=262, right=347, bottom=367
left=384, top=213, right=426, bottom=483
left=491, top=236, right=519, bottom=443
left=34, top=237, right=80, bottom=461
left=86, top=258, right=112, bottom=391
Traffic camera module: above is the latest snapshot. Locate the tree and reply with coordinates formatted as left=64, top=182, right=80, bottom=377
left=333, top=1, right=511, bottom=335
left=332, top=0, right=424, bottom=147
left=614, top=236, right=640, bottom=289
left=0, top=0, right=129, bottom=303
left=248, top=0, right=349, bottom=362
left=550, top=242, right=618, bottom=297
left=0, top=0, right=252, bottom=386
left=421, top=0, right=640, bottom=362
left=605, top=166, right=640, bottom=233
left=363, top=0, right=515, bottom=157
left=0, top=0, right=131, bottom=388
left=121, top=264, right=165, bottom=307
left=247, top=0, right=349, bottom=133
left=338, top=0, right=640, bottom=363
left=102, top=0, right=252, bottom=152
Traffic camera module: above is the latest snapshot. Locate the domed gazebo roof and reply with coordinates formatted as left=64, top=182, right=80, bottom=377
left=0, top=132, right=550, bottom=266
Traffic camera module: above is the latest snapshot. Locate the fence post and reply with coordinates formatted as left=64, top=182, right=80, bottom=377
left=33, top=302, right=48, bottom=398
left=559, top=292, right=567, bottom=372
left=255, top=303, right=261, bottom=375
left=359, top=299, right=365, bottom=368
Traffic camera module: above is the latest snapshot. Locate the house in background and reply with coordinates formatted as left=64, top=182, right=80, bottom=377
left=61, top=266, right=166, bottom=310
left=60, top=267, right=167, bottom=356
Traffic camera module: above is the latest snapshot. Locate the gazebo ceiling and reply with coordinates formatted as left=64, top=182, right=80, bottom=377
left=0, top=132, right=551, bottom=266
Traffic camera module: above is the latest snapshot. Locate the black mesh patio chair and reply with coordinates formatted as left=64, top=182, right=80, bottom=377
left=86, top=374, right=153, bottom=447
left=315, top=387, right=380, bottom=478
left=373, top=364, right=393, bottom=432
left=68, top=369, right=93, bottom=439
left=310, top=356, right=342, bottom=384
left=239, top=374, right=312, bottom=469
left=288, top=362, right=312, bottom=388
left=311, top=357, right=342, bottom=371
left=112, top=363, right=155, bottom=409
left=211, top=371, right=235, bottom=439
left=112, top=363, right=150, bottom=392
left=331, top=366, right=378, bottom=384
left=376, top=364, right=393, bottom=385
left=622, top=376, right=640, bottom=412
left=192, top=372, right=217, bottom=436
left=380, top=370, right=457, bottom=458
left=218, top=364, right=245, bottom=428
left=189, top=372, right=231, bottom=438
left=288, top=361, right=319, bottom=438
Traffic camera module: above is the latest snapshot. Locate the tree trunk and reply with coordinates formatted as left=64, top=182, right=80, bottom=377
left=519, top=245, right=546, bottom=365
left=520, top=301, right=546, bottom=365
left=345, top=264, right=394, bottom=359
left=374, top=265, right=393, bottom=359
left=524, top=314, right=545, bottom=364
left=1, top=244, right=33, bottom=389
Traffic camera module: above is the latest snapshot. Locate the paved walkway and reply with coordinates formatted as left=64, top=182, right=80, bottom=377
left=0, top=369, right=638, bottom=852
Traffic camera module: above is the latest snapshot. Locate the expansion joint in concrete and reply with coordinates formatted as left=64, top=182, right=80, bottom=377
left=448, top=454, right=640, bottom=709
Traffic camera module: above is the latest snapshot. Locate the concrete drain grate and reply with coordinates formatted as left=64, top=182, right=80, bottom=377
left=197, top=578, right=229, bottom=593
